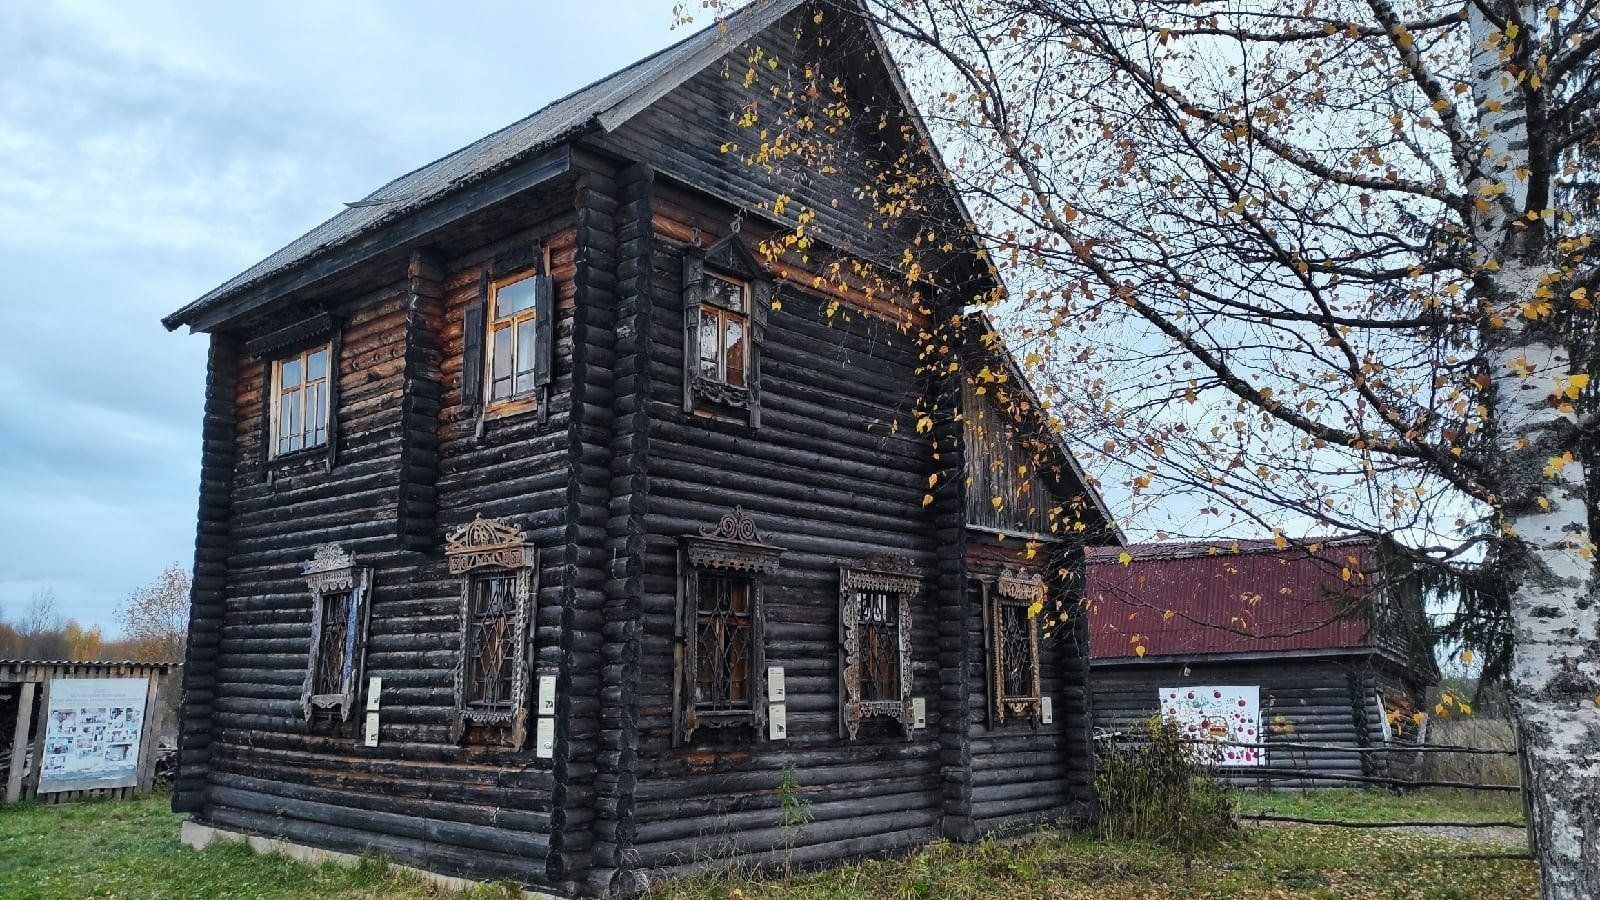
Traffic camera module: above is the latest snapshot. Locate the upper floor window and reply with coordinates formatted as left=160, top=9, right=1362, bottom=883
left=460, top=246, right=554, bottom=423
left=487, top=272, right=545, bottom=405
left=271, top=344, right=331, bottom=457
left=681, top=232, right=772, bottom=426
left=698, top=274, right=749, bottom=389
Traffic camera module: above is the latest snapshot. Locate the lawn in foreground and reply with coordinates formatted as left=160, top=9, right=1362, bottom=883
left=0, top=793, right=1535, bottom=899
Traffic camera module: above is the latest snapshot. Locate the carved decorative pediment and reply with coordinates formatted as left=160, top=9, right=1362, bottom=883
left=683, top=507, right=782, bottom=574
left=842, top=554, right=922, bottom=597
left=303, top=544, right=359, bottom=593
left=702, top=233, right=769, bottom=281
left=997, top=569, right=1048, bottom=604
left=445, top=515, right=535, bottom=573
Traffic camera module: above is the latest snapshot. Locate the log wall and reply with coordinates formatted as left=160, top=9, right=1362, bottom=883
left=1090, top=654, right=1429, bottom=784
left=188, top=208, right=585, bottom=891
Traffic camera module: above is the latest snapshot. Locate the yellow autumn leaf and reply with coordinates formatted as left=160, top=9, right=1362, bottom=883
left=1462, top=649, right=1475, bottom=665
left=1134, top=645, right=1147, bottom=658
left=1118, top=552, right=1133, bottom=566
left=1027, top=600, right=1044, bottom=618
left=922, top=493, right=934, bottom=507
left=915, top=416, right=934, bottom=433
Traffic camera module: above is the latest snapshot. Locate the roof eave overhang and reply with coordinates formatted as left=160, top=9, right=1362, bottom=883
left=164, top=141, right=578, bottom=333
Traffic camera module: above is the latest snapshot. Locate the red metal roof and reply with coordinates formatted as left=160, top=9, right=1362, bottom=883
left=1085, top=537, right=1377, bottom=658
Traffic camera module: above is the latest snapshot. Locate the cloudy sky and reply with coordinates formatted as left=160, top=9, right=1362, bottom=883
left=0, top=0, right=683, bottom=632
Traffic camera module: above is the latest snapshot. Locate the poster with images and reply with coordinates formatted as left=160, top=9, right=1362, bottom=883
left=1157, top=685, right=1263, bottom=767
left=39, top=677, right=150, bottom=793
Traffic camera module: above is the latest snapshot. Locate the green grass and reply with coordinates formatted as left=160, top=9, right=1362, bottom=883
left=0, top=792, right=1536, bottom=900
left=1234, top=788, right=1526, bottom=825
left=0, top=795, right=514, bottom=900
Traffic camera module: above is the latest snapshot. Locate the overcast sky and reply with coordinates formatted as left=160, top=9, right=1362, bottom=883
left=0, top=0, right=683, bottom=632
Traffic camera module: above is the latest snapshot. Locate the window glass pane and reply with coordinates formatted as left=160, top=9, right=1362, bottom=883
left=467, top=576, right=516, bottom=708
left=283, top=391, right=302, bottom=453
left=514, top=319, right=537, bottom=395
left=306, top=348, right=328, bottom=381
left=277, top=394, right=295, bottom=456
left=724, top=318, right=746, bottom=388
left=695, top=575, right=752, bottom=709
left=708, top=276, right=745, bottom=312
left=491, top=325, right=513, bottom=400
left=279, top=357, right=302, bottom=390
left=1000, top=604, right=1035, bottom=697
left=698, top=309, right=721, bottom=380
left=314, top=591, right=352, bottom=696
left=308, top=382, right=327, bottom=447
left=496, top=277, right=537, bottom=317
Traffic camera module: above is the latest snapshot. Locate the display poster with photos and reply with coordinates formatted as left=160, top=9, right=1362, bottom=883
left=39, top=677, right=150, bottom=793
left=1157, top=685, right=1263, bottom=767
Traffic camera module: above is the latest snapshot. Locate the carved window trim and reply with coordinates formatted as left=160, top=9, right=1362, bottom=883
left=839, top=556, right=919, bottom=740
left=674, top=506, right=782, bottom=745
left=446, top=515, right=538, bottom=748
left=987, top=570, right=1045, bottom=725
left=300, top=544, right=373, bottom=723
left=682, top=232, right=773, bottom=427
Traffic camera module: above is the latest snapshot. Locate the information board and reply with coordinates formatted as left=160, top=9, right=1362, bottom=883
left=38, top=677, right=149, bottom=793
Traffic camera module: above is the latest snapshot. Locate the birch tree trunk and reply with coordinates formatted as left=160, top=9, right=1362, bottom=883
left=1472, top=2, right=1600, bottom=891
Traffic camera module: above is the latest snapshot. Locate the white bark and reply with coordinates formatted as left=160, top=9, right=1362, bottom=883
left=1469, top=5, right=1600, bottom=895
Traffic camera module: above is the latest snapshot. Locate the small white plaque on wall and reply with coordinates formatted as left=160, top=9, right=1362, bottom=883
left=363, top=712, right=380, bottom=747
left=366, top=677, right=382, bottom=711
left=767, top=666, right=786, bottom=702
left=1040, top=696, right=1054, bottom=725
left=538, top=674, right=557, bottom=716
left=535, top=717, right=556, bottom=759
left=912, top=697, right=927, bottom=729
left=768, top=703, right=788, bottom=740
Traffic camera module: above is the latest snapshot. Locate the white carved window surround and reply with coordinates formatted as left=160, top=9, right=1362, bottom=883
left=300, top=544, right=373, bottom=723
left=446, top=515, right=538, bottom=748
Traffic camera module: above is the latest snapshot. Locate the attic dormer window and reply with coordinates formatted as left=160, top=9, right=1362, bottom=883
left=682, top=233, right=772, bottom=427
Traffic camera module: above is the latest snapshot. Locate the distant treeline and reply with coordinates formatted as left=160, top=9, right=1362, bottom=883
left=1, top=564, right=189, bottom=663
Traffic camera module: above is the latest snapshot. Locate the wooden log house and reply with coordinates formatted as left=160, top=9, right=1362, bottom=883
left=161, top=2, right=1118, bottom=895
left=1086, top=538, right=1439, bottom=784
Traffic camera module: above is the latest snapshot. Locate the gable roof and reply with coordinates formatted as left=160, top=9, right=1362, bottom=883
left=163, top=0, right=805, bottom=331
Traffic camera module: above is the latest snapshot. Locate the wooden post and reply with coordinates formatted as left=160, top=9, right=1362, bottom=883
left=25, top=677, right=52, bottom=800
left=4, top=681, right=36, bottom=804
left=135, top=671, right=163, bottom=794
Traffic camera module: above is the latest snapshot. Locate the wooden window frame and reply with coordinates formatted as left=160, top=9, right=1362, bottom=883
left=445, top=515, right=538, bottom=749
left=674, top=506, right=783, bottom=745
left=300, top=544, right=373, bottom=723
left=682, top=232, right=772, bottom=427
left=463, top=244, right=554, bottom=426
left=839, top=556, right=920, bottom=740
left=986, top=571, right=1046, bottom=725
left=269, top=342, right=334, bottom=460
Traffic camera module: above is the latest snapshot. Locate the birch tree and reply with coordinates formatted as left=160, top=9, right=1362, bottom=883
left=701, top=0, right=1599, bottom=893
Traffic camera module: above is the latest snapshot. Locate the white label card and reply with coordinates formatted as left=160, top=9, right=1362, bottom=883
left=364, top=712, right=380, bottom=747
left=768, top=703, right=787, bottom=740
left=767, top=666, right=786, bottom=702
left=538, top=675, right=557, bottom=716
left=912, top=697, right=927, bottom=729
left=1040, top=695, right=1054, bottom=724
left=366, top=677, right=382, bottom=711
left=535, top=717, right=556, bottom=759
